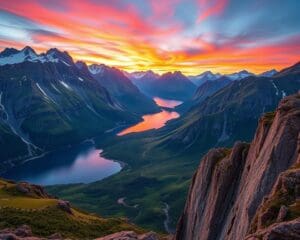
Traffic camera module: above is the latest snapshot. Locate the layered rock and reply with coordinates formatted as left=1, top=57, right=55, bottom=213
left=246, top=166, right=300, bottom=239
left=175, top=93, right=300, bottom=240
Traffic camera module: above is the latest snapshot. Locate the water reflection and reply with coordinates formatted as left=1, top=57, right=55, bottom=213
left=117, top=96, right=182, bottom=136
left=2, top=142, right=121, bottom=186
left=118, top=110, right=179, bottom=136
left=154, top=97, right=182, bottom=108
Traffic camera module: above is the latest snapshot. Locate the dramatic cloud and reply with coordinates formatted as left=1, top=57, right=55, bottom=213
left=0, top=0, right=299, bottom=74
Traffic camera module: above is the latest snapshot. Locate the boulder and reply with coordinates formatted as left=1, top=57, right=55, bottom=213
left=57, top=200, right=72, bottom=215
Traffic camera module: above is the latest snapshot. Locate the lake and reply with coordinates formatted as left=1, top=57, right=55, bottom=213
left=2, top=97, right=182, bottom=185
left=117, top=97, right=182, bottom=136
left=1, top=142, right=121, bottom=186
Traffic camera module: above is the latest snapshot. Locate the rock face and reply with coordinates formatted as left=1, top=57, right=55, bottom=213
left=0, top=225, right=63, bottom=240
left=246, top=166, right=300, bottom=239
left=175, top=93, right=300, bottom=240
left=16, top=182, right=51, bottom=198
left=57, top=200, right=72, bottom=215
left=95, top=231, right=159, bottom=240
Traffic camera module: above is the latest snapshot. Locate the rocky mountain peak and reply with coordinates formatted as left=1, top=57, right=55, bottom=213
left=0, top=47, right=20, bottom=57
left=0, top=46, right=74, bottom=66
left=22, top=46, right=36, bottom=55
left=45, top=48, right=74, bottom=65
left=88, top=63, right=107, bottom=75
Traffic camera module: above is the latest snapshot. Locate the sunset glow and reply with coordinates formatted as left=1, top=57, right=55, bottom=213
left=118, top=110, right=180, bottom=136
left=0, top=0, right=299, bottom=74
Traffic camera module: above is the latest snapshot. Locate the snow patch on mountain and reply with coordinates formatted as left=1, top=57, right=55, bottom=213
left=51, top=83, right=61, bottom=93
left=270, top=80, right=279, bottom=96
left=60, top=81, right=72, bottom=90
left=0, top=47, right=73, bottom=66
left=0, top=91, right=38, bottom=156
left=225, top=70, right=253, bottom=80
left=36, top=83, right=49, bottom=98
left=88, top=64, right=106, bottom=75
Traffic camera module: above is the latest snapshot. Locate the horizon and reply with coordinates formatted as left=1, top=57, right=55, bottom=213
left=0, top=0, right=299, bottom=75
left=0, top=45, right=296, bottom=76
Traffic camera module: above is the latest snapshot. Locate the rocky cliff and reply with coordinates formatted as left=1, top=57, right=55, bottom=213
left=175, top=92, right=300, bottom=240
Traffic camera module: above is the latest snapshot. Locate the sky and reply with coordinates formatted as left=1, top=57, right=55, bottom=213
left=0, top=0, right=299, bottom=75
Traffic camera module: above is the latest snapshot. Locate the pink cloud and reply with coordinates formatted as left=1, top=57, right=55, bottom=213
left=197, top=0, right=228, bottom=23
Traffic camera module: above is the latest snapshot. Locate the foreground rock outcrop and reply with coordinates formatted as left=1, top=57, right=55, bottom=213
left=95, top=231, right=159, bottom=240
left=176, top=93, right=300, bottom=240
left=0, top=225, right=63, bottom=240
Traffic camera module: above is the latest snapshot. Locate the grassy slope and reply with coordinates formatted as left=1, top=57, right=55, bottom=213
left=0, top=179, right=143, bottom=239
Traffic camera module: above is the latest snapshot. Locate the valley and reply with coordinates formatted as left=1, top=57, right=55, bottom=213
left=46, top=61, right=300, bottom=233
left=0, top=47, right=299, bottom=238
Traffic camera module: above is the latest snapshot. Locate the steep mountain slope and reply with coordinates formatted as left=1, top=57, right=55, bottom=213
left=159, top=67, right=300, bottom=156
left=0, top=178, right=144, bottom=239
left=189, top=71, right=222, bottom=86
left=88, top=64, right=159, bottom=114
left=0, top=121, right=28, bottom=161
left=125, top=70, right=160, bottom=96
left=177, top=76, right=232, bottom=113
left=175, top=93, right=300, bottom=240
left=259, top=69, right=278, bottom=77
left=142, top=71, right=196, bottom=101
left=275, top=61, right=300, bottom=77
left=128, top=70, right=196, bottom=101
left=192, top=76, right=232, bottom=104
left=0, top=47, right=138, bottom=162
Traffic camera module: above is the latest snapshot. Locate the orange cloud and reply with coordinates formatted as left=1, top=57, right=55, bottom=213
left=0, top=0, right=298, bottom=75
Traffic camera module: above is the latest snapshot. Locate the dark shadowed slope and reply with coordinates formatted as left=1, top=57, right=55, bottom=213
left=88, top=64, right=159, bottom=115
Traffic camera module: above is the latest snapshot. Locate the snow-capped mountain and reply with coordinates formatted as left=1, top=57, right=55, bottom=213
left=125, top=70, right=160, bottom=82
left=0, top=46, right=73, bottom=66
left=225, top=70, right=254, bottom=80
left=88, top=64, right=107, bottom=75
left=189, top=71, right=222, bottom=86
left=124, top=70, right=160, bottom=96
left=259, top=69, right=278, bottom=77
left=0, top=47, right=140, bottom=161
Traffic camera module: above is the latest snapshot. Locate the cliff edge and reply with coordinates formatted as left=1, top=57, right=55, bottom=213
left=175, top=92, right=300, bottom=240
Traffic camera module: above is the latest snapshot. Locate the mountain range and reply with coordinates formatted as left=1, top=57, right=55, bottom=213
left=0, top=47, right=156, bottom=166
left=127, top=70, right=197, bottom=101
left=158, top=62, right=300, bottom=157
left=188, top=69, right=278, bottom=87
